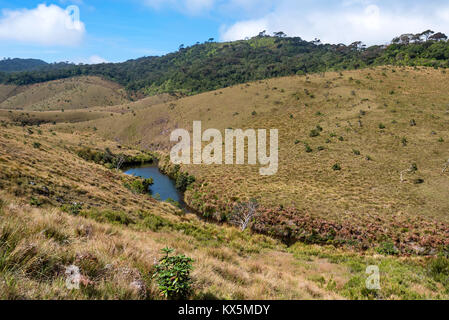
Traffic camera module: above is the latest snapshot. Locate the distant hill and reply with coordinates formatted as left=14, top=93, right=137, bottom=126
left=0, top=76, right=130, bottom=111
left=0, top=31, right=448, bottom=96
left=0, top=58, right=48, bottom=72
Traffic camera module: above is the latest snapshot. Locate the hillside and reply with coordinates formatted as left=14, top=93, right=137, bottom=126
left=0, top=76, right=130, bottom=111
left=69, top=66, right=449, bottom=255
left=1, top=99, right=449, bottom=300
left=1, top=32, right=448, bottom=97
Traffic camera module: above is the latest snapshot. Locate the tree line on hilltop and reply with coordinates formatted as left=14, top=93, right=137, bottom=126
left=0, top=30, right=448, bottom=97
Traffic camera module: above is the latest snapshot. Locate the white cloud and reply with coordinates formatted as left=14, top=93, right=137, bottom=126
left=220, top=1, right=449, bottom=45
left=144, top=0, right=215, bottom=14
left=220, top=19, right=268, bottom=41
left=0, top=4, right=85, bottom=46
left=71, top=55, right=108, bottom=65
left=87, top=55, right=108, bottom=64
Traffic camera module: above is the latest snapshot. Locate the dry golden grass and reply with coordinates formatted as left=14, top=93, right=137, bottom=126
left=2, top=67, right=449, bottom=299
left=66, top=66, right=449, bottom=250
left=0, top=76, right=129, bottom=111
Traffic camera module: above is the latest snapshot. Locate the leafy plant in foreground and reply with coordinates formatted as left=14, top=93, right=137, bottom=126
left=153, top=248, right=194, bottom=299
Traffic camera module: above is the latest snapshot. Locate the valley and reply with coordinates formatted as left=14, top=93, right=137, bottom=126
left=1, top=65, right=449, bottom=299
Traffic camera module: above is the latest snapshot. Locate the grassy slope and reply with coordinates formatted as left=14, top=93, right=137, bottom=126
left=0, top=124, right=448, bottom=300
left=2, top=67, right=449, bottom=299
left=0, top=76, right=129, bottom=111
left=73, top=66, right=449, bottom=253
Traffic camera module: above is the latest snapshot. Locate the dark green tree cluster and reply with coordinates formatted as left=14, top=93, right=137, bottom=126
left=1, top=31, right=448, bottom=95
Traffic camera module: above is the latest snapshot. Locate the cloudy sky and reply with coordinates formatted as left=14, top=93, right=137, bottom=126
left=0, top=0, right=448, bottom=63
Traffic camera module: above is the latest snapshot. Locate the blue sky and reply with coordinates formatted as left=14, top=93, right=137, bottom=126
left=1, top=0, right=448, bottom=64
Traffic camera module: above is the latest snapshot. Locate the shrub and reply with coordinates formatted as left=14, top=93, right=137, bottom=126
left=81, top=209, right=133, bottom=226
left=32, top=142, right=41, bottom=149
left=332, top=163, right=341, bottom=171
left=379, top=123, right=386, bottom=129
left=153, top=248, right=194, bottom=299
left=304, top=144, right=313, bottom=153
left=428, top=256, right=449, bottom=285
left=143, top=214, right=172, bottom=232
left=61, top=202, right=83, bottom=215
left=309, top=129, right=320, bottom=137
left=413, top=178, right=424, bottom=184
left=175, top=172, right=195, bottom=192
left=124, top=178, right=153, bottom=194
left=401, top=137, right=408, bottom=146
left=29, top=197, right=43, bottom=207
left=376, top=241, right=398, bottom=255
left=352, top=149, right=361, bottom=155
left=166, top=198, right=181, bottom=208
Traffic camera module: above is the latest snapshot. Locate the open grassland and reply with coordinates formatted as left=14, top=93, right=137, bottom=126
left=2, top=66, right=449, bottom=299
left=1, top=125, right=449, bottom=299
left=67, top=66, right=449, bottom=253
left=0, top=109, right=110, bottom=126
left=0, top=76, right=129, bottom=111
left=3, top=194, right=449, bottom=300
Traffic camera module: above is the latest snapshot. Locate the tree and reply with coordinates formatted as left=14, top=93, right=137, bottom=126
left=274, top=31, right=287, bottom=38
left=420, top=30, right=435, bottom=41
left=411, top=33, right=423, bottom=43
left=349, top=41, right=366, bottom=51
left=398, top=34, right=414, bottom=45
left=429, top=32, right=448, bottom=42
left=230, top=199, right=260, bottom=231
left=115, top=154, right=126, bottom=171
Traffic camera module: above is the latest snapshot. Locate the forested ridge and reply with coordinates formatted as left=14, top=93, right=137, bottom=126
left=0, top=58, right=49, bottom=73
left=1, top=30, right=448, bottom=96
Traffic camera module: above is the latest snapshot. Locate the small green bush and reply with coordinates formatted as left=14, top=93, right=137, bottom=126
left=29, top=197, right=43, bottom=207
left=143, top=214, right=172, bottom=232
left=332, top=163, right=341, bottom=171
left=153, top=248, right=194, bottom=299
left=175, top=172, right=195, bottom=192
left=304, top=144, right=313, bottom=153
left=81, top=209, right=133, bottom=226
left=401, top=137, right=408, bottom=146
left=376, top=241, right=398, bottom=255
left=309, top=129, right=320, bottom=137
left=61, top=202, right=83, bottom=215
left=428, top=256, right=449, bottom=286
left=124, top=178, right=153, bottom=194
